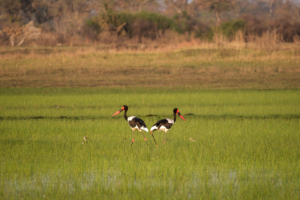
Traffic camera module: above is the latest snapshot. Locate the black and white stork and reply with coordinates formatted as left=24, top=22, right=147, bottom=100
left=150, top=108, right=186, bottom=145
left=112, top=105, right=149, bottom=146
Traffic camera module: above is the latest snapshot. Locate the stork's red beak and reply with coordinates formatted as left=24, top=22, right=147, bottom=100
left=179, top=115, right=186, bottom=121
left=112, top=107, right=124, bottom=116
left=176, top=110, right=186, bottom=121
left=112, top=111, right=120, bottom=116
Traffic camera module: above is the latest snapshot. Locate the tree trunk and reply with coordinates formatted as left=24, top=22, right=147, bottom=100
left=269, top=0, right=275, bottom=18
left=169, top=0, right=182, bottom=15
left=10, top=34, right=14, bottom=46
left=17, top=37, right=25, bottom=46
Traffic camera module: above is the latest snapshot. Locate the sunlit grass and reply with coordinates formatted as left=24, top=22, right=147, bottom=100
left=1, top=88, right=300, bottom=199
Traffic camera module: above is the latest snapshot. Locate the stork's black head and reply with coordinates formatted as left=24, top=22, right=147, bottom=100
left=173, top=108, right=178, bottom=114
left=173, top=108, right=186, bottom=121
left=123, top=105, right=128, bottom=111
left=112, top=105, right=129, bottom=116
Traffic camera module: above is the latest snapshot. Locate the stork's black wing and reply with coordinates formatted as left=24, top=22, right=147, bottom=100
left=152, top=119, right=174, bottom=130
left=153, top=119, right=168, bottom=126
left=132, top=117, right=148, bottom=128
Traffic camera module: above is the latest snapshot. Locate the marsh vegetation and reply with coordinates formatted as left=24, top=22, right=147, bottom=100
left=1, top=89, right=300, bottom=199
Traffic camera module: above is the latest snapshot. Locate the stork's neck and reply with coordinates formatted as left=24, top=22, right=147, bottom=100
left=173, top=112, right=176, bottom=123
left=124, top=109, right=128, bottom=121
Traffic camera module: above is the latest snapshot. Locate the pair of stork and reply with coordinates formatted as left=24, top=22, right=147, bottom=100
left=112, top=105, right=186, bottom=146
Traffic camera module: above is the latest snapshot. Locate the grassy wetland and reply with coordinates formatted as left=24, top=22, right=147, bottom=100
left=1, top=47, right=300, bottom=199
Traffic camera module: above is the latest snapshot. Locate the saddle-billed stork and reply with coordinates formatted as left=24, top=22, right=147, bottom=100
left=112, top=105, right=149, bottom=146
left=150, top=108, right=186, bottom=145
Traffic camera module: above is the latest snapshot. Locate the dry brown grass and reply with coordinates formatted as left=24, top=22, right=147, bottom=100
left=1, top=38, right=300, bottom=89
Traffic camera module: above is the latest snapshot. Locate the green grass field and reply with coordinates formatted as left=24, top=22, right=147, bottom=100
left=1, top=88, right=300, bottom=199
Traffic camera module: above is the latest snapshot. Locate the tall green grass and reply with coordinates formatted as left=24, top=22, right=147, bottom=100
left=1, top=88, right=300, bottom=199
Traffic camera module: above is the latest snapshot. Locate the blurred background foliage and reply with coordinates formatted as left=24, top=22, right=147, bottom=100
left=1, top=0, right=300, bottom=46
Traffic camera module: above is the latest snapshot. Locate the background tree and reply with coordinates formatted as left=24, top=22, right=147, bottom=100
left=167, top=0, right=189, bottom=15
left=2, top=0, right=22, bottom=22
left=206, top=0, right=235, bottom=25
left=235, top=0, right=251, bottom=17
left=1, top=0, right=300, bottom=45
left=103, top=0, right=160, bottom=12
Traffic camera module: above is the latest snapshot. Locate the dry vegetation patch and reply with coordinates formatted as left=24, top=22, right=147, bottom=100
left=0, top=46, right=300, bottom=89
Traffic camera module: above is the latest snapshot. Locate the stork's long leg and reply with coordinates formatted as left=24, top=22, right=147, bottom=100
left=140, top=131, right=147, bottom=142
left=151, top=132, right=157, bottom=146
left=131, top=129, right=135, bottom=147
left=163, top=131, right=167, bottom=143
